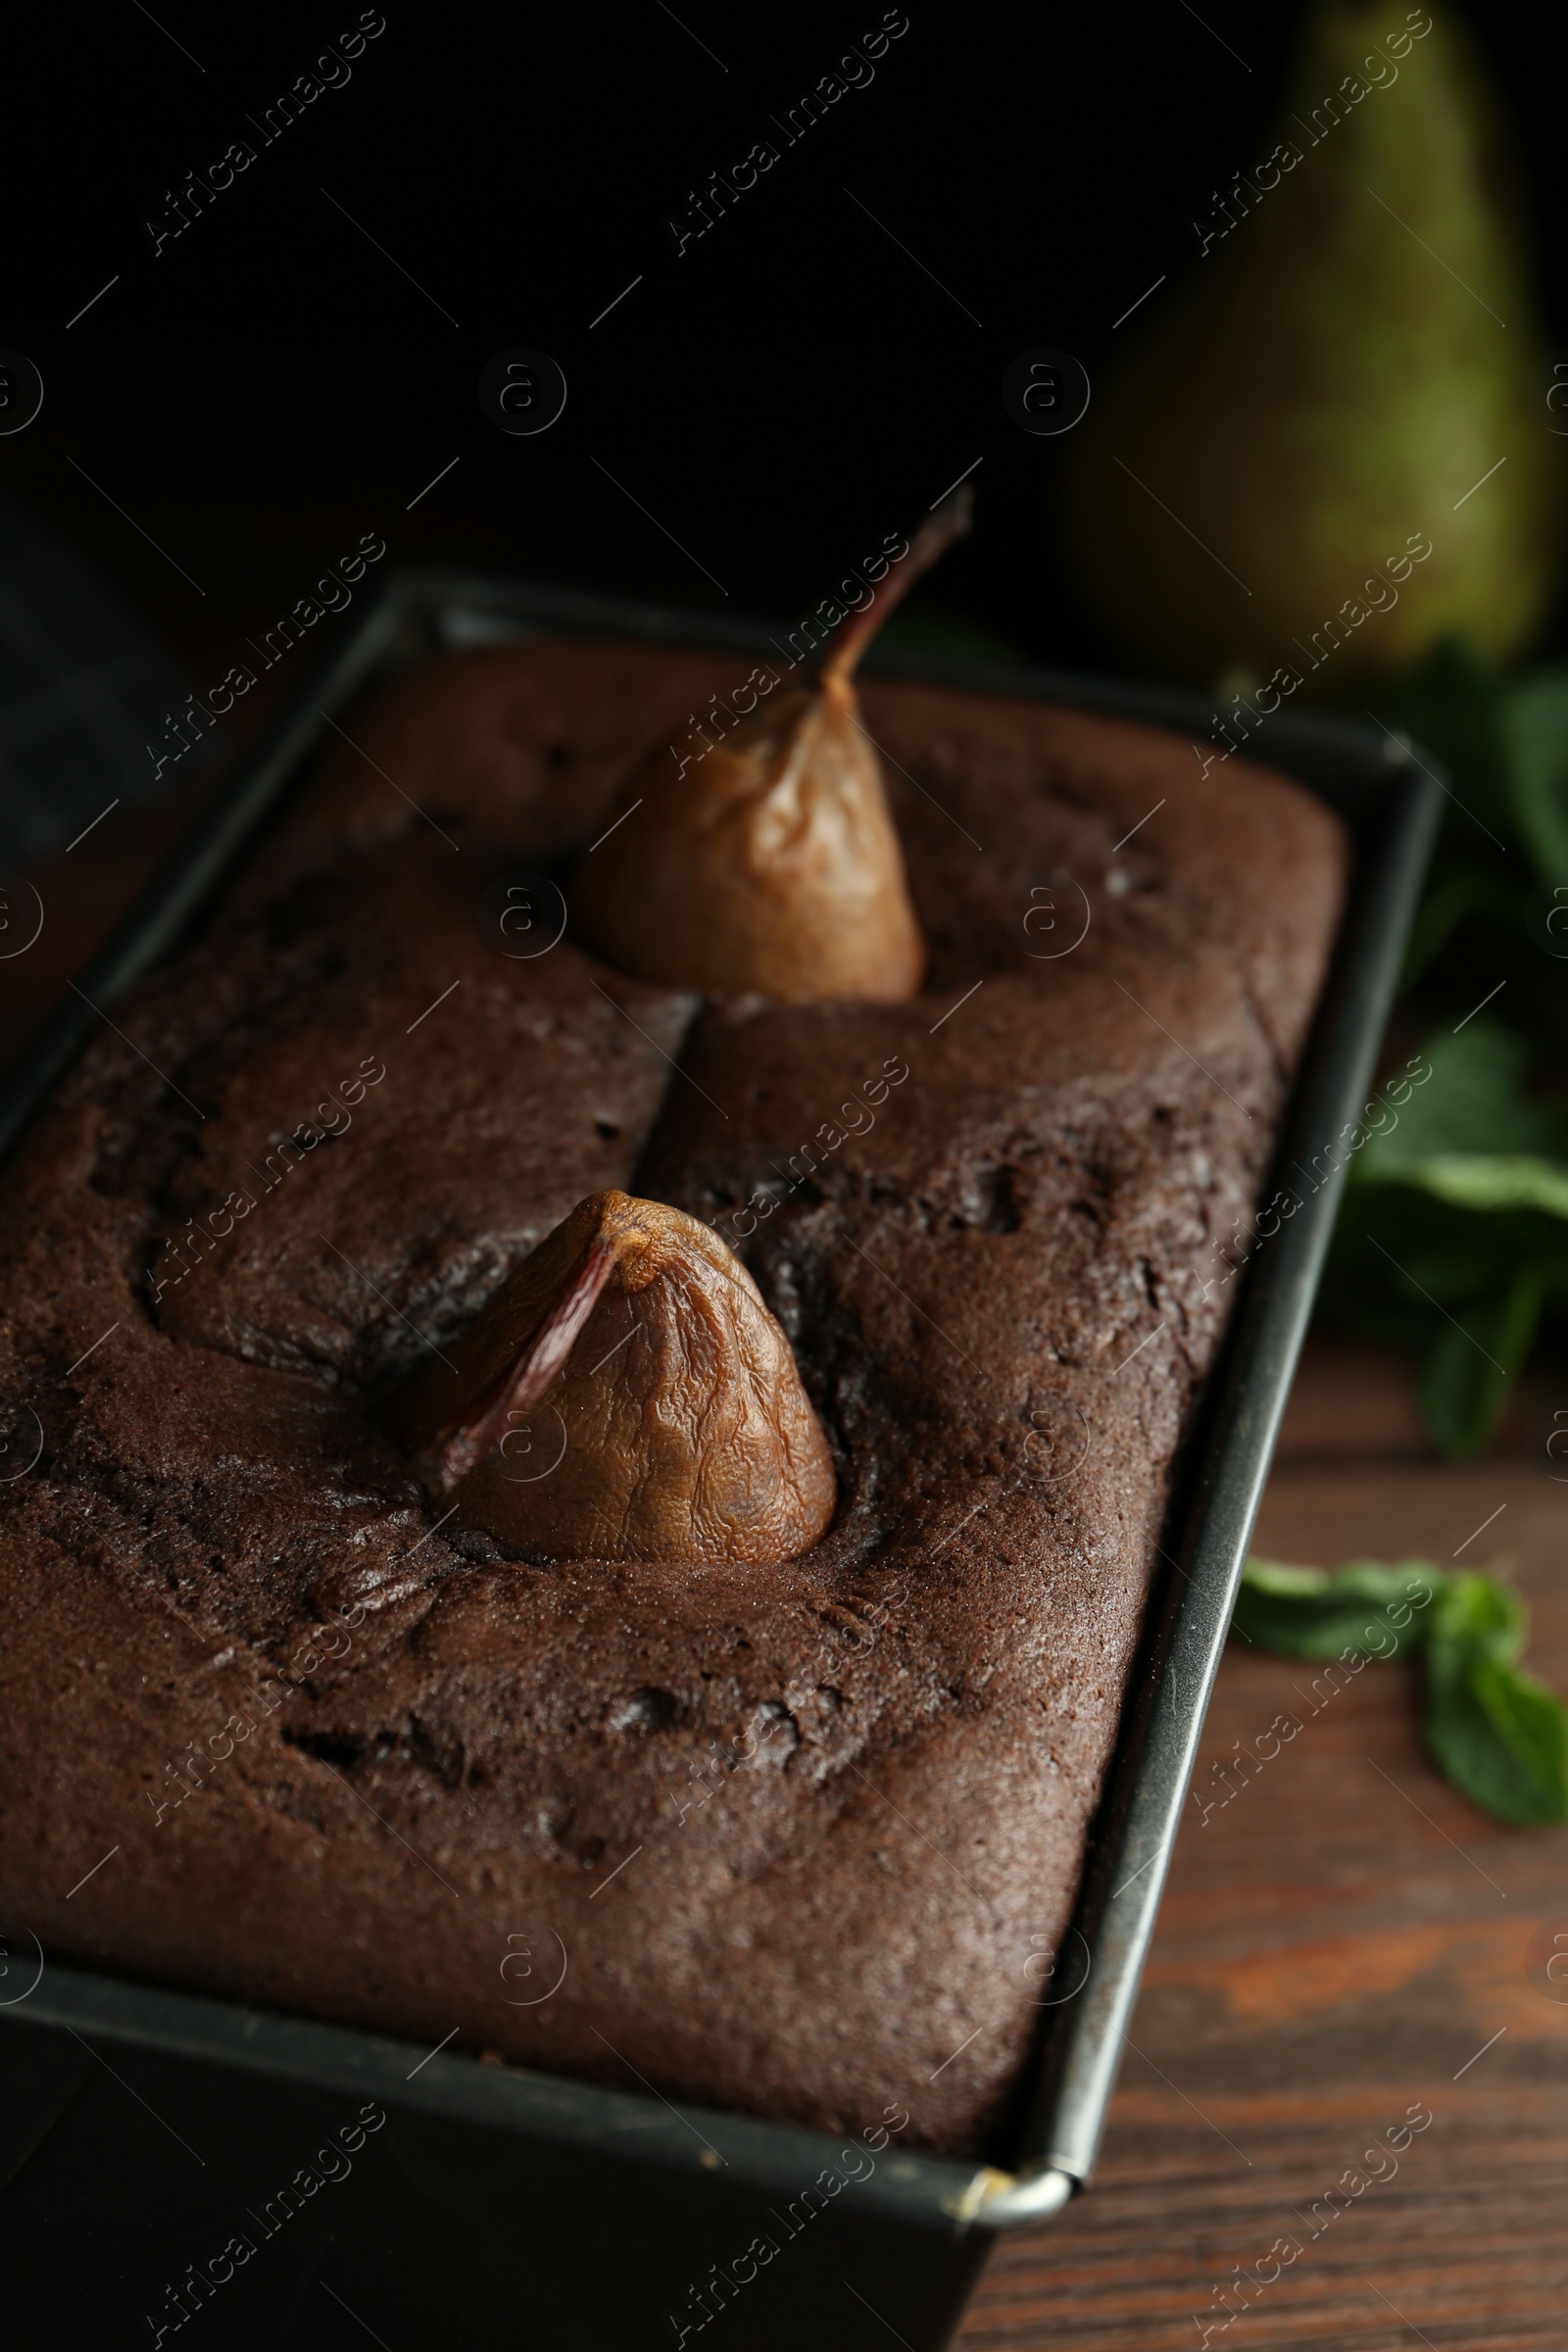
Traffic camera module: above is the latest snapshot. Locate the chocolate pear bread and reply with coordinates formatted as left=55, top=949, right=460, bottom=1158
left=0, top=628, right=1347, bottom=2156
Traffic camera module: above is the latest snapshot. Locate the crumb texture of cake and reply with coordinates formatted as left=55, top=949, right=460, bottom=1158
left=0, top=638, right=1347, bottom=2156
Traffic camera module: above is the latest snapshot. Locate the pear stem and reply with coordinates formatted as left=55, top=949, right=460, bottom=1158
left=816, top=484, right=975, bottom=688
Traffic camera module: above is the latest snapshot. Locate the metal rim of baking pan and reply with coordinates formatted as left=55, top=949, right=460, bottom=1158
left=0, top=570, right=1443, bottom=2235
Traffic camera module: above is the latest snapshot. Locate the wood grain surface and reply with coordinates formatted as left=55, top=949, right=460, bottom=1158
left=956, top=1351, right=1568, bottom=2351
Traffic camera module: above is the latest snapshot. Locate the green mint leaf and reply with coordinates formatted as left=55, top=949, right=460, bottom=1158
left=1388, top=1154, right=1568, bottom=1222
left=1501, top=667, right=1568, bottom=883
left=1425, top=1655, right=1568, bottom=1828
left=1427, top=1569, right=1528, bottom=1669
left=1354, top=1023, right=1568, bottom=1180
left=1237, top=1554, right=1568, bottom=1832
left=1416, top=1265, right=1545, bottom=1460
left=1237, top=1556, right=1444, bottom=1660
left=1421, top=1575, right=1566, bottom=1826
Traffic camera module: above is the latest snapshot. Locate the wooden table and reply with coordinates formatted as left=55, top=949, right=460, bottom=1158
left=957, top=1346, right=1568, bottom=2351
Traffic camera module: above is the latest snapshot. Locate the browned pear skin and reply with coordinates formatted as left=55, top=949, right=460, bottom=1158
left=570, top=487, right=973, bottom=1004
left=386, top=1192, right=837, bottom=1563
left=571, top=670, right=925, bottom=1004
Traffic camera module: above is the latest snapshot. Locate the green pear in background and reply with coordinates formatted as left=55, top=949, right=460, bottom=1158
left=1061, top=0, right=1562, bottom=689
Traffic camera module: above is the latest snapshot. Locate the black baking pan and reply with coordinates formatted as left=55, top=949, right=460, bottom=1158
left=0, top=572, right=1442, bottom=2348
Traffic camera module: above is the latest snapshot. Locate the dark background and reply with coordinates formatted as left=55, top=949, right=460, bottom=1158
left=8, top=0, right=1568, bottom=687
